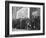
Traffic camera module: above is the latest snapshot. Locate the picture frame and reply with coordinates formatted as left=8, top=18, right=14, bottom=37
left=5, top=1, right=45, bottom=37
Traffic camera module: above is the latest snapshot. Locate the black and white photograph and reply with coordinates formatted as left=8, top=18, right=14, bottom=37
left=5, top=1, right=45, bottom=37
left=12, top=7, right=40, bottom=31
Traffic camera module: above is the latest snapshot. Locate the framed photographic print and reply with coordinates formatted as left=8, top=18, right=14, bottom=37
left=5, top=1, right=45, bottom=37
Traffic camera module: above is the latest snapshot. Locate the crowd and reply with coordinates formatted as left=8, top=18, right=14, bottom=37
left=12, top=16, right=40, bottom=30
